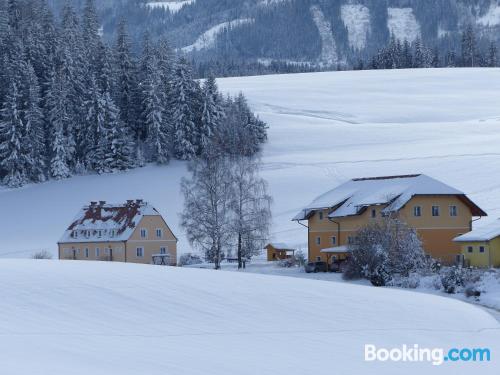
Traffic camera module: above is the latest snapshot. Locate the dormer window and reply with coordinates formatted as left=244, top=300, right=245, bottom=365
left=97, top=230, right=102, bottom=238
left=72, top=230, right=78, bottom=238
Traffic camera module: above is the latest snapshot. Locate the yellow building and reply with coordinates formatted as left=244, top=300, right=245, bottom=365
left=265, top=243, right=295, bottom=261
left=453, top=220, right=500, bottom=267
left=58, top=200, right=177, bottom=265
left=293, top=174, right=486, bottom=265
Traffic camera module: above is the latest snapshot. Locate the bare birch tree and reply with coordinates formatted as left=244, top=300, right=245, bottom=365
left=230, top=156, right=272, bottom=269
left=180, top=149, right=233, bottom=269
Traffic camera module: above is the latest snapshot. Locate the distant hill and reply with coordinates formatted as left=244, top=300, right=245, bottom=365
left=47, top=0, right=500, bottom=73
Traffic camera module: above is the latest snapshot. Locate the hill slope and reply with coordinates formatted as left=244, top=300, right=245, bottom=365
left=49, top=0, right=500, bottom=70
left=0, top=259, right=498, bottom=374
left=1, top=68, right=500, bottom=257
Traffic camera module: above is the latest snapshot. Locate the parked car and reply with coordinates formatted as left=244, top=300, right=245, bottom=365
left=304, top=261, right=328, bottom=273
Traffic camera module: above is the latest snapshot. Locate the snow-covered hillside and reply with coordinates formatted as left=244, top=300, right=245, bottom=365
left=0, top=259, right=498, bottom=374
left=182, top=18, right=253, bottom=52
left=310, top=5, right=340, bottom=65
left=341, top=4, right=370, bottom=50
left=146, top=0, right=195, bottom=13
left=388, top=7, right=421, bottom=42
left=1, top=68, right=500, bottom=258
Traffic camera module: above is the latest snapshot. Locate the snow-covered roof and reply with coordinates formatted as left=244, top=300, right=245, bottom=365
left=265, top=242, right=295, bottom=250
left=454, top=219, right=500, bottom=242
left=293, top=174, right=486, bottom=220
left=59, top=200, right=160, bottom=243
left=320, top=246, right=351, bottom=253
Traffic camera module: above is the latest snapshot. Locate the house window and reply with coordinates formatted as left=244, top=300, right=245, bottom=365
left=160, top=247, right=167, bottom=254
left=371, top=209, right=376, bottom=218
left=95, top=247, right=100, bottom=257
left=449, top=205, right=458, bottom=217
left=72, top=230, right=78, bottom=238
left=316, top=237, right=321, bottom=245
left=318, top=211, right=324, bottom=220
left=331, top=236, right=337, bottom=245
left=432, top=206, right=440, bottom=217
left=467, top=246, right=473, bottom=253
left=479, top=246, right=485, bottom=253
left=136, top=247, right=144, bottom=257
left=97, top=230, right=102, bottom=238
left=348, top=236, right=355, bottom=245
left=84, top=248, right=89, bottom=258
left=156, top=229, right=162, bottom=238
left=413, top=206, right=422, bottom=217
left=140, top=228, right=147, bottom=238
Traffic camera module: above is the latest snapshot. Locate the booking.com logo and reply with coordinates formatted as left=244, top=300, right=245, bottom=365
left=365, top=344, right=491, bottom=366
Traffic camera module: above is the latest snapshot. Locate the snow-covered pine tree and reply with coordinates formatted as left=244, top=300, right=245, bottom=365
left=59, top=2, right=85, bottom=170
left=104, top=93, right=135, bottom=172
left=234, top=93, right=267, bottom=155
left=82, top=0, right=100, bottom=68
left=171, top=57, right=200, bottom=160
left=0, top=80, right=27, bottom=187
left=113, top=19, right=138, bottom=141
left=83, top=74, right=120, bottom=174
left=46, top=70, right=71, bottom=180
left=140, top=40, right=170, bottom=164
left=199, top=75, right=224, bottom=155
left=23, top=63, right=46, bottom=182
left=461, top=25, right=477, bottom=67
left=488, top=41, right=498, bottom=67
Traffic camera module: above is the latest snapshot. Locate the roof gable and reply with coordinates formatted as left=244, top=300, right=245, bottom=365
left=293, top=174, right=485, bottom=220
left=59, top=200, right=161, bottom=243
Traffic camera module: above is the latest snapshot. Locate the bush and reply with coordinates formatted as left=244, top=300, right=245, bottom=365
left=179, top=253, right=203, bottom=266
left=32, top=250, right=53, bottom=259
left=294, top=250, right=307, bottom=266
left=343, top=217, right=427, bottom=286
left=277, top=257, right=296, bottom=268
left=440, top=266, right=471, bottom=294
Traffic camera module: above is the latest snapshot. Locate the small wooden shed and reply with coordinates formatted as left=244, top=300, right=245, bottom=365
left=265, top=243, right=296, bottom=261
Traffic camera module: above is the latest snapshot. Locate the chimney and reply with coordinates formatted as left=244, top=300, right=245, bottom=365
left=99, top=200, right=106, bottom=206
left=126, top=200, right=133, bottom=205
left=136, top=199, right=143, bottom=204
left=90, top=201, right=97, bottom=206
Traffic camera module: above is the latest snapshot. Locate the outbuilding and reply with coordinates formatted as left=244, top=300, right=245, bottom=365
left=265, top=243, right=296, bottom=261
left=453, top=219, right=500, bottom=267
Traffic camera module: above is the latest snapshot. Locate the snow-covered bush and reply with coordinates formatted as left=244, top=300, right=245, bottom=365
left=179, top=253, right=203, bottom=266
left=277, top=258, right=296, bottom=268
left=389, top=272, right=422, bottom=289
left=440, top=266, right=472, bottom=294
left=294, top=250, right=307, bottom=266
left=32, top=250, right=53, bottom=260
left=343, top=218, right=426, bottom=286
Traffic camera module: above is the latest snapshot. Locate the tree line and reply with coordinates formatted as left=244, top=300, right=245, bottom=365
left=0, top=0, right=267, bottom=187
left=360, top=26, right=498, bottom=70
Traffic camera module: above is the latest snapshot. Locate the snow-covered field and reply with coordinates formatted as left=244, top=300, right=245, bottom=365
left=1, top=68, right=500, bottom=258
left=0, top=259, right=498, bottom=374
